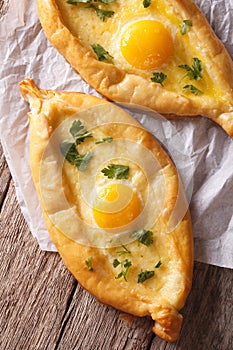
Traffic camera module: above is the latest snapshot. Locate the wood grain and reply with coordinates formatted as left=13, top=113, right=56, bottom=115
left=0, top=1, right=232, bottom=349
left=0, top=143, right=11, bottom=210
left=0, top=0, right=8, bottom=17
left=1, top=146, right=233, bottom=350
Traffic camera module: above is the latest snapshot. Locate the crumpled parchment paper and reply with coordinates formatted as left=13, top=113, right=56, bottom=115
left=0, top=0, right=232, bottom=268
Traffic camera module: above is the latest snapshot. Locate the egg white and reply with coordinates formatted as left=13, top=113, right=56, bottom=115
left=39, top=106, right=166, bottom=247
left=55, top=0, right=218, bottom=96
left=56, top=0, right=178, bottom=75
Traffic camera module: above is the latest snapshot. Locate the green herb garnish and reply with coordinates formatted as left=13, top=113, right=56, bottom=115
left=91, top=43, right=114, bottom=62
left=101, top=164, right=129, bottom=179
left=88, top=4, right=114, bottom=21
left=155, top=260, right=162, bottom=268
left=113, top=259, right=121, bottom=268
left=113, top=259, right=132, bottom=281
left=67, top=1, right=115, bottom=20
left=180, top=20, right=192, bottom=35
left=143, top=0, right=151, bottom=8
left=67, top=0, right=115, bottom=5
left=132, top=229, right=153, bottom=246
left=150, top=72, right=167, bottom=86
left=70, top=120, right=92, bottom=145
left=95, top=137, right=113, bottom=144
left=60, top=120, right=93, bottom=170
left=85, top=256, right=93, bottom=271
left=138, top=270, right=154, bottom=283
left=182, top=84, right=203, bottom=95
left=60, top=142, right=93, bottom=170
left=117, top=244, right=131, bottom=256
left=179, top=57, right=203, bottom=81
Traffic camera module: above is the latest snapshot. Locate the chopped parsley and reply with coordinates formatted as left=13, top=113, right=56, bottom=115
left=60, top=142, right=93, bottom=170
left=117, top=244, right=131, bottom=256
left=88, top=4, right=114, bottom=21
left=155, top=260, right=162, bottom=268
left=95, top=136, right=113, bottom=144
left=138, top=270, right=155, bottom=283
left=151, top=72, right=167, bottom=86
left=66, top=0, right=115, bottom=21
left=91, top=44, right=114, bottom=62
left=101, top=164, right=129, bottom=179
left=182, top=84, right=203, bottom=95
left=178, top=57, right=203, bottom=81
left=70, top=120, right=92, bottom=145
left=60, top=120, right=93, bottom=171
left=132, top=229, right=154, bottom=246
left=143, top=0, right=151, bottom=8
left=67, top=0, right=115, bottom=5
left=113, top=259, right=132, bottom=281
left=180, top=20, right=192, bottom=35
left=113, top=259, right=120, bottom=268
left=85, top=256, right=93, bottom=271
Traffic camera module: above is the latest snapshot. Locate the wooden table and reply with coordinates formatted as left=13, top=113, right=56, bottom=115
left=1, top=1, right=233, bottom=349
left=1, top=143, right=233, bottom=350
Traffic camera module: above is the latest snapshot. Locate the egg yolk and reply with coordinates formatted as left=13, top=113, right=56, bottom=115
left=120, top=20, right=174, bottom=70
left=93, top=183, right=142, bottom=229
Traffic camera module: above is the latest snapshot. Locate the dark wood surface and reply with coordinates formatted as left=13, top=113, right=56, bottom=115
left=0, top=1, right=233, bottom=349
left=1, top=138, right=233, bottom=350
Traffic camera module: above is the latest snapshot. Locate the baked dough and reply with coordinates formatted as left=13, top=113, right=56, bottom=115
left=20, top=78, right=193, bottom=342
left=36, top=0, right=233, bottom=136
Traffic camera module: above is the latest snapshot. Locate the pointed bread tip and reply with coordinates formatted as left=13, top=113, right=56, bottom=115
left=19, top=78, right=41, bottom=101
left=151, top=307, right=183, bottom=342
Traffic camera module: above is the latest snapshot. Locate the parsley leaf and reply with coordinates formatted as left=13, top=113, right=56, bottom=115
left=95, top=137, right=113, bottom=144
left=60, top=120, right=93, bottom=170
left=101, top=164, right=129, bottom=179
left=182, top=84, right=203, bottom=95
left=113, top=259, right=120, bottom=268
left=60, top=142, right=93, bottom=170
left=143, top=0, right=151, bottom=8
left=117, top=244, right=131, bottom=256
left=113, top=259, right=132, bottom=281
left=70, top=120, right=92, bottom=145
left=60, top=142, right=79, bottom=164
left=178, top=57, right=203, bottom=81
left=74, top=152, right=93, bottom=170
left=88, top=4, right=114, bottom=21
left=180, top=20, right=192, bottom=35
left=155, top=260, right=162, bottom=268
left=66, top=1, right=115, bottom=21
left=138, top=270, right=154, bottom=283
left=67, top=0, right=115, bottom=4
left=91, top=43, right=114, bottom=62
left=151, top=72, right=167, bottom=86
left=85, top=256, right=93, bottom=271
left=70, top=119, right=84, bottom=136
left=132, top=229, right=154, bottom=246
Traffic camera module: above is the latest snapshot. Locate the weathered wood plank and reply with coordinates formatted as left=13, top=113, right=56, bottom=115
left=1, top=1, right=233, bottom=349
left=0, top=143, right=11, bottom=208
left=1, top=159, right=233, bottom=350
left=0, top=177, right=154, bottom=350
left=54, top=288, right=153, bottom=350
left=0, top=0, right=9, bottom=18
left=150, top=262, right=233, bottom=350
left=0, top=180, right=77, bottom=350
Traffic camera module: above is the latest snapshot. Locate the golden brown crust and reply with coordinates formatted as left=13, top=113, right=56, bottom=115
left=20, top=78, right=193, bottom=342
left=36, top=0, right=233, bottom=136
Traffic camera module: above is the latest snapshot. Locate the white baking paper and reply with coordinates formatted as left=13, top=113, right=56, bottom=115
left=0, top=0, right=232, bottom=267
